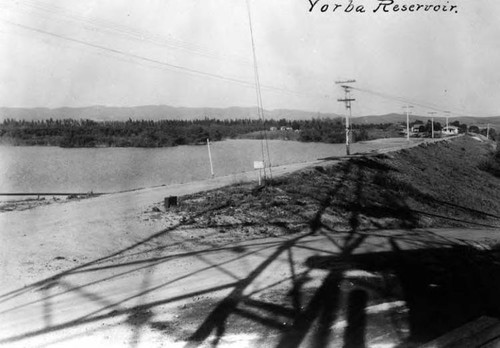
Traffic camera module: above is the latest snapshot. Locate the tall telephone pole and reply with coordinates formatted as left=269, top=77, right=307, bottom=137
left=444, top=111, right=450, bottom=129
left=336, top=80, right=356, bottom=155
left=428, top=111, right=437, bottom=138
left=403, top=105, right=414, bottom=142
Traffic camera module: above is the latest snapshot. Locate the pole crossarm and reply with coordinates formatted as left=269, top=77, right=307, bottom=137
left=335, top=80, right=356, bottom=84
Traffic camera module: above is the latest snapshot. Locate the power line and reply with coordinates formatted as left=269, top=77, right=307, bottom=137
left=1, top=18, right=256, bottom=85
left=0, top=18, right=330, bottom=102
left=352, top=86, right=490, bottom=118
left=354, top=87, right=451, bottom=113
left=2, top=0, right=253, bottom=66
left=7, top=0, right=334, bottom=89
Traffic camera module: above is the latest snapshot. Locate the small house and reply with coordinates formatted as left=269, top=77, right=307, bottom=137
left=411, top=125, right=422, bottom=133
left=442, top=126, right=458, bottom=136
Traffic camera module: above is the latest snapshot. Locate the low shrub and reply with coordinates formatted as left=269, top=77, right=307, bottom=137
left=478, top=142, right=500, bottom=177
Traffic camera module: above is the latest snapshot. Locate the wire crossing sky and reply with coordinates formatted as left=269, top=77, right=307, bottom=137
left=0, top=0, right=499, bottom=117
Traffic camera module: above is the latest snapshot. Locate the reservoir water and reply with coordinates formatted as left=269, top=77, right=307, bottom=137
left=0, top=139, right=347, bottom=193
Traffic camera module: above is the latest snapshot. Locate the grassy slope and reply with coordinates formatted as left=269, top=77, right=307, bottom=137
left=173, top=135, right=500, bottom=240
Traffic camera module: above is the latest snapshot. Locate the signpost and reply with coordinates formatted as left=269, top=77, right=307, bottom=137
left=254, top=160, right=265, bottom=185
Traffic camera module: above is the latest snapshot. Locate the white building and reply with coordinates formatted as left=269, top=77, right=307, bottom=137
left=441, top=126, right=459, bottom=136
left=411, top=124, right=423, bottom=133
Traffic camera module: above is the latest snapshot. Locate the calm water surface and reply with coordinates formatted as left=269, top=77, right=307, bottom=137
left=0, top=139, right=345, bottom=193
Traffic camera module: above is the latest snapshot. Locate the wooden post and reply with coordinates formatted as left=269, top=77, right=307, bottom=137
left=207, top=138, right=214, bottom=178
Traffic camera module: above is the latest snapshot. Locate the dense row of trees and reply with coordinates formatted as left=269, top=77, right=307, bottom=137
left=0, top=117, right=393, bottom=147
left=5, top=117, right=489, bottom=147
left=0, top=118, right=269, bottom=147
left=296, top=118, right=393, bottom=143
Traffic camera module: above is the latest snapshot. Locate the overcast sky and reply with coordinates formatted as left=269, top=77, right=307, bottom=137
left=0, top=0, right=498, bottom=117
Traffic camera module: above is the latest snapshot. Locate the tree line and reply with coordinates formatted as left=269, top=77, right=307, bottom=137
left=0, top=117, right=402, bottom=148
left=0, top=118, right=265, bottom=147
left=411, top=120, right=496, bottom=139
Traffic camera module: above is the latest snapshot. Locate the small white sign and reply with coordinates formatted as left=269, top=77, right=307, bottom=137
left=253, top=161, right=264, bottom=169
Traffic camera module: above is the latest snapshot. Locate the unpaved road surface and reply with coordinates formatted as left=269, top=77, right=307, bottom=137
left=2, top=225, right=500, bottom=348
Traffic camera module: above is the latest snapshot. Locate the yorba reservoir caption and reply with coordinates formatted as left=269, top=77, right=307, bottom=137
left=308, top=0, right=458, bottom=13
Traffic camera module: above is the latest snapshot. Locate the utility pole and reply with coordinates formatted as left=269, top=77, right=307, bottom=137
left=444, top=111, right=450, bottom=129
left=403, top=105, right=414, bottom=142
left=336, top=80, right=356, bottom=155
left=428, top=112, right=436, bottom=138
left=487, top=123, right=490, bottom=139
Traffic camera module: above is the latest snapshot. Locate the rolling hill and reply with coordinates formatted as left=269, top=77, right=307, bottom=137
left=0, top=105, right=498, bottom=129
left=0, top=105, right=337, bottom=122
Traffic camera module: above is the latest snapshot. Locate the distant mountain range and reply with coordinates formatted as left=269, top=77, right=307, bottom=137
left=0, top=105, right=499, bottom=128
left=0, top=105, right=334, bottom=122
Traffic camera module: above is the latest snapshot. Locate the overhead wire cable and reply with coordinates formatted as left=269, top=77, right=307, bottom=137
left=0, top=17, right=331, bottom=103
left=0, top=18, right=257, bottom=86
left=6, top=0, right=250, bottom=65
left=2, top=0, right=336, bottom=103
left=353, top=87, right=450, bottom=113
left=352, top=86, right=489, bottom=118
